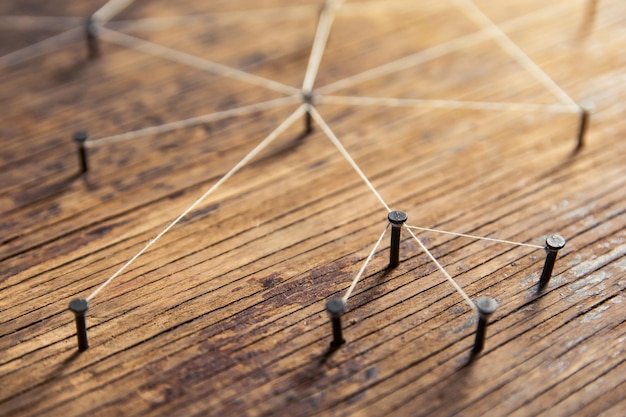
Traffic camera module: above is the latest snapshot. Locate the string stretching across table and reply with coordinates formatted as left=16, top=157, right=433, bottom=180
left=0, top=0, right=574, bottom=351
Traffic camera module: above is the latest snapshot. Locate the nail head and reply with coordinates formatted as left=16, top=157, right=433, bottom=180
left=546, top=234, right=566, bottom=251
left=73, top=131, right=88, bottom=144
left=474, top=296, right=498, bottom=316
left=388, top=210, right=407, bottom=226
left=69, top=298, right=89, bottom=314
left=326, top=298, right=345, bottom=318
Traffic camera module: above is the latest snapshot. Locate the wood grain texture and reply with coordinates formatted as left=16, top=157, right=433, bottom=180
left=1, top=0, right=625, bottom=416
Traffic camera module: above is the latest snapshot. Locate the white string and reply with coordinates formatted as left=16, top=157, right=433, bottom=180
left=70, top=0, right=572, bottom=310
left=405, top=225, right=544, bottom=249
left=0, top=16, right=83, bottom=30
left=0, top=27, right=80, bottom=67
left=86, top=95, right=301, bottom=147
left=453, top=0, right=578, bottom=107
left=315, top=1, right=574, bottom=95
left=404, top=226, right=477, bottom=311
left=107, top=5, right=318, bottom=31
left=316, top=95, right=579, bottom=114
left=92, top=0, right=136, bottom=24
left=307, top=105, right=391, bottom=212
left=86, top=104, right=307, bottom=302
left=302, top=0, right=340, bottom=93
left=343, top=223, right=389, bottom=304
left=98, top=27, right=301, bottom=96
left=315, top=29, right=489, bottom=94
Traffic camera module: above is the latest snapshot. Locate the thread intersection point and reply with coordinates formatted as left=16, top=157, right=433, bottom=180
left=302, top=91, right=314, bottom=105
left=388, top=210, right=407, bottom=225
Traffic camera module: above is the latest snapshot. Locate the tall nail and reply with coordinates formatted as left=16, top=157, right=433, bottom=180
left=73, top=131, right=89, bottom=174
left=388, top=210, right=407, bottom=268
left=575, top=107, right=589, bottom=153
left=85, top=17, right=100, bottom=59
left=326, top=298, right=345, bottom=347
left=472, top=296, right=498, bottom=355
left=69, top=298, right=89, bottom=351
left=538, top=234, right=566, bottom=291
left=303, top=92, right=314, bottom=134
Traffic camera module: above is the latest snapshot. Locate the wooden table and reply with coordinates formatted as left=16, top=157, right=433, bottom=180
left=1, top=0, right=625, bottom=415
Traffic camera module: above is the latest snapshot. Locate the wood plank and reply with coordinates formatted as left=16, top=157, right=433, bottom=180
left=1, top=0, right=624, bottom=416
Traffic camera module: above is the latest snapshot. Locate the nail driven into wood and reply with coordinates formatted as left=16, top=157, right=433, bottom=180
left=85, top=17, right=100, bottom=59
left=388, top=210, right=407, bottom=268
left=472, top=296, right=498, bottom=355
left=538, top=234, right=566, bottom=291
left=73, top=131, right=89, bottom=174
left=326, top=298, right=345, bottom=347
left=575, top=106, right=589, bottom=153
left=69, top=298, right=89, bottom=351
left=303, top=92, right=314, bottom=134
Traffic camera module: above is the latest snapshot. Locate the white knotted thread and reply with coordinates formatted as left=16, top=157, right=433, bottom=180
left=316, top=95, right=579, bottom=114
left=86, top=95, right=301, bottom=147
left=315, top=0, right=575, bottom=95
left=307, top=105, right=391, bottom=212
left=92, top=0, right=136, bottom=24
left=98, top=27, right=301, bottom=96
left=453, top=0, right=578, bottom=107
left=405, top=225, right=543, bottom=249
left=405, top=226, right=477, bottom=312
left=107, top=5, right=318, bottom=31
left=343, top=223, right=389, bottom=304
left=86, top=104, right=307, bottom=301
left=0, top=28, right=80, bottom=67
left=302, top=0, right=341, bottom=93
left=0, top=16, right=83, bottom=30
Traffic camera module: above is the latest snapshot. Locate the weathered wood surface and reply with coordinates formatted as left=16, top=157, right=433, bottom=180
left=1, top=0, right=625, bottom=416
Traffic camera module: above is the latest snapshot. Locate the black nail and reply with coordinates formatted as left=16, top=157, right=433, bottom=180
left=85, top=18, right=100, bottom=59
left=326, top=298, right=345, bottom=347
left=305, top=112, right=313, bottom=133
left=73, top=131, right=89, bottom=174
left=388, top=210, right=407, bottom=268
left=69, top=298, right=89, bottom=351
left=575, top=107, right=589, bottom=153
left=303, top=92, right=314, bottom=134
left=472, top=296, right=498, bottom=355
left=538, top=234, right=566, bottom=291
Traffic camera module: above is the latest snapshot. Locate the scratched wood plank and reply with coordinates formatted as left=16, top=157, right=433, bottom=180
left=1, top=0, right=625, bottom=416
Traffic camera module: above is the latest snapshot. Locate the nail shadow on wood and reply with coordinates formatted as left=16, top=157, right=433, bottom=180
left=13, top=172, right=83, bottom=207
left=466, top=349, right=482, bottom=366
left=51, top=54, right=97, bottom=85
left=14, top=350, right=82, bottom=412
left=338, top=266, right=392, bottom=310
left=356, top=267, right=393, bottom=306
left=431, top=358, right=475, bottom=410
left=289, top=344, right=338, bottom=389
left=539, top=150, right=579, bottom=179
left=250, top=128, right=313, bottom=169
